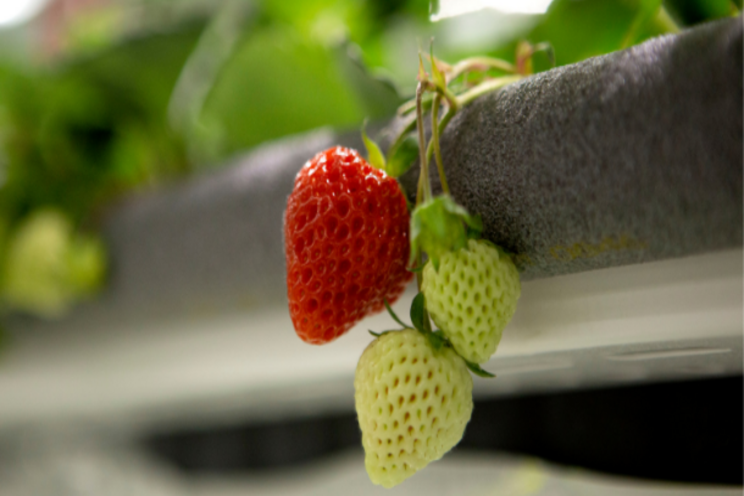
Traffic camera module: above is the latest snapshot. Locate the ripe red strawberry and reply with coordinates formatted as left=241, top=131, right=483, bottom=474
left=285, top=146, right=413, bottom=344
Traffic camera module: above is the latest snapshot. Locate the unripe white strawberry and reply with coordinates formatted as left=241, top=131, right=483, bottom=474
left=354, top=329, right=473, bottom=488
left=422, top=239, right=520, bottom=364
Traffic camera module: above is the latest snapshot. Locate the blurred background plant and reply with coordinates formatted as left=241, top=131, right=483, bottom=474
left=0, top=0, right=738, bottom=319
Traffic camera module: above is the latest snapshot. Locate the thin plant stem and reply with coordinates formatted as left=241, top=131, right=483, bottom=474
left=425, top=106, right=456, bottom=169
left=413, top=81, right=430, bottom=294
left=449, top=56, right=517, bottom=82
left=415, top=81, right=432, bottom=205
left=439, top=86, right=460, bottom=113
left=393, top=77, right=521, bottom=158
left=456, top=75, right=522, bottom=107
left=653, top=6, right=681, bottom=34
left=397, top=92, right=433, bottom=116
left=430, top=94, right=450, bottom=196
left=415, top=252, right=424, bottom=291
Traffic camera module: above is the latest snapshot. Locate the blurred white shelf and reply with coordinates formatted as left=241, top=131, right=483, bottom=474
left=0, top=441, right=739, bottom=496
left=193, top=451, right=742, bottom=496
left=0, top=249, right=741, bottom=430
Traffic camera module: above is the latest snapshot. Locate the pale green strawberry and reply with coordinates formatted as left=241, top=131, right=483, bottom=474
left=354, top=329, right=473, bottom=488
left=422, top=239, right=520, bottom=364
left=1, top=209, right=106, bottom=318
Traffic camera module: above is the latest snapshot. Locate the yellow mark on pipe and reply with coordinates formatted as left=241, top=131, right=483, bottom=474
left=549, top=235, right=648, bottom=262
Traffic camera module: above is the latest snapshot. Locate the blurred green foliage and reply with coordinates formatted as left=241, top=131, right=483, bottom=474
left=0, top=0, right=735, bottom=318
left=201, top=26, right=379, bottom=152
left=0, top=25, right=202, bottom=223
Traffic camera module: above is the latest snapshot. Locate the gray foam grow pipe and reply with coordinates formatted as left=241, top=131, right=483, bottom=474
left=9, top=17, right=742, bottom=329
left=396, top=16, right=742, bottom=280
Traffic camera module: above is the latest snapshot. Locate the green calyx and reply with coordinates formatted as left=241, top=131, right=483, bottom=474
left=465, top=361, right=495, bottom=378
left=371, top=270, right=497, bottom=379
left=410, top=292, right=494, bottom=377
left=368, top=298, right=414, bottom=338
left=361, top=121, right=418, bottom=179
left=409, top=293, right=448, bottom=352
left=409, top=195, right=482, bottom=270
left=361, top=120, right=386, bottom=172
left=384, top=298, right=412, bottom=329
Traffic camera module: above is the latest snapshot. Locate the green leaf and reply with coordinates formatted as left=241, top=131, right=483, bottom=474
left=465, top=360, right=496, bottom=378
left=386, top=135, right=418, bottom=178
left=361, top=120, right=386, bottom=171
left=465, top=214, right=483, bottom=239
left=427, top=330, right=448, bottom=351
left=531, top=42, right=556, bottom=69
left=369, top=329, right=397, bottom=338
left=410, top=292, right=426, bottom=333
left=621, top=0, right=664, bottom=48
left=409, top=196, right=480, bottom=269
left=166, top=2, right=255, bottom=163
left=440, top=197, right=482, bottom=233
left=660, top=0, right=733, bottom=24
left=507, top=0, right=670, bottom=72
left=333, top=44, right=402, bottom=121
left=201, top=25, right=365, bottom=154
left=384, top=298, right=412, bottom=329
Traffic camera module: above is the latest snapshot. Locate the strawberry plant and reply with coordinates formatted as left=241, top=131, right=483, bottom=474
left=283, top=42, right=545, bottom=487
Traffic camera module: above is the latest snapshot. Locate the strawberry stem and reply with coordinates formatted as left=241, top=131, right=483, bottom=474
left=465, top=360, right=496, bottom=378
left=430, top=93, right=450, bottom=196
left=448, top=56, right=517, bottom=82
left=397, top=92, right=434, bottom=117
left=415, top=81, right=433, bottom=205
left=424, top=106, right=455, bottom=178
left=456, top=75, right=522, bottom=107
left=384, top=298, right=413, bottom=329
left=438, top=86, right=460, bottom=113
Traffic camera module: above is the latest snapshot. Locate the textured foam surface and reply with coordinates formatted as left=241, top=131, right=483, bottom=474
left=354, top=329, right=473, bottom=488
left=399, top=17, right=743, bottom=280
left=285, top=147, right=412, bottom=344
left=422, top=239, right=521, bottom=364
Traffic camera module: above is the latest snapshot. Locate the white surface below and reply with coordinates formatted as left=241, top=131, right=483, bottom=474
left=0, top=249, right=741, bottom=430
left=196, top=451, right=742, bottom=496
left=0, top=442, right=739, bottom=496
